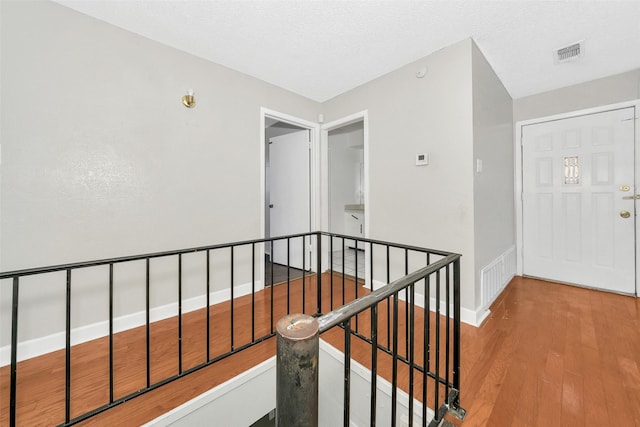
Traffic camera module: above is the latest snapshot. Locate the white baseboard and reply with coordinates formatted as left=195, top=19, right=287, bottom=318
left=421, top=294, right=489, bottom=327
left=470, top=307, right=491, bottom=326
left=3, top=260, right=500, bottom=367
left=0, top=281, right=259, bottom=366
left=370, top=279, right=488, bottom=327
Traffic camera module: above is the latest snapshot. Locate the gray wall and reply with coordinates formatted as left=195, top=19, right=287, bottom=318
left=0, top=1, right=319, bottom=347
left=471, top=42, right=514, bottom=309
left=322, top=39, right=517, bottom=317
left=514, top=69, right=640, bottom=122
left=323, top=39, right=478, bottom=312
left=1, top=0, right=319, bottom=269
left=0, top=0, right=545, bottom=352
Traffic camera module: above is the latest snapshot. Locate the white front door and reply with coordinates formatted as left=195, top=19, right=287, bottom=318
left=522, top=107, right=636, bottom=294
left=269, top=130, right=310, bottom=269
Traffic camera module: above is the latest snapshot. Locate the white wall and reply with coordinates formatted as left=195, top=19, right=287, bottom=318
left=471, top=42, right=515, bottom=309
left=0, top=1, right=319, bottom=348
left=322, top=39, right=478, bottom=314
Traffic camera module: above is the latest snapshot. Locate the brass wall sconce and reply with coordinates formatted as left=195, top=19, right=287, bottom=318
left=182, top=89, right=196, bottom=108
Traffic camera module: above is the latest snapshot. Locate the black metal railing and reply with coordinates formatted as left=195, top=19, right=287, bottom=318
left=315, top=252, right=465, bottom=426
left=1, top=231, right=464, bottom=426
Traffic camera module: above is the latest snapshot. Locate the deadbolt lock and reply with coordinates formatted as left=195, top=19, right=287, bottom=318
left=620, top=211, right=631, bottom=218
left=620, top=185, right=631, bottom=192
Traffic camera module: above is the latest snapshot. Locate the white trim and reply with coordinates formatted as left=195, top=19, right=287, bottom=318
left=320, top=111, right=370, bottom=276
left=424, top=295, right=489, bottom=327
left=515, top=100, right=640, bottom=297
left=320, top=111, right=369, bottom=233
left=370, top=279, right=489, bottom=327
left=0, top=282, right=257, bottom=366
left=260, top=107, right=321, bottom=274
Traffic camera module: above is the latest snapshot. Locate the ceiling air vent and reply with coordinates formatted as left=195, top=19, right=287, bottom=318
left=554, top=41, right=584, bottom=64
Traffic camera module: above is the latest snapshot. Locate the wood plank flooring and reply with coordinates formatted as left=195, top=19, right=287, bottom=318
left=456, top=276, right=640, bottom=427
left=0, top=272, right=364, bottom=427
left=2, top=275, right=639, bottom=426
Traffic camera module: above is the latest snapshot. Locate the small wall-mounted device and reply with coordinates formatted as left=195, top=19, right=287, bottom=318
left=416, top=153, right=429, bottom=166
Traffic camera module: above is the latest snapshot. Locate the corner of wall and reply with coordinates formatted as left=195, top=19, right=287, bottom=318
left=470, top=39, right=516, bottom=311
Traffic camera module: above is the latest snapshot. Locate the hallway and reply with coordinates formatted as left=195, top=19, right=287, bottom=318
left=2, top=276, right=639, bottom=426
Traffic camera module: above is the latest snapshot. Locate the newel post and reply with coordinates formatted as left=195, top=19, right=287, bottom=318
left=276, top=313, right=319, bottom=427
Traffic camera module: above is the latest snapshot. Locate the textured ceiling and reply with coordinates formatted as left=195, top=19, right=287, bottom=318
left=52, top=0, right=640, bottom=102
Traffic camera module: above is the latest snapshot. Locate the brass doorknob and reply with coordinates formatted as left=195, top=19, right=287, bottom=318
left=620, top=211, right=631, bottom=218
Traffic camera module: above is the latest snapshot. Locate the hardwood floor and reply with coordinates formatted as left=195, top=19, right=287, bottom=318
left=455, top=276, right=640, bottom=427
left=2, top=275, right=639, bottom=426
left=0, top=273, right=363, bottom=427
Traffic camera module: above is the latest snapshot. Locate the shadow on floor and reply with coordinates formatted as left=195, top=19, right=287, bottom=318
left=265, top=257, right=306, bottom=286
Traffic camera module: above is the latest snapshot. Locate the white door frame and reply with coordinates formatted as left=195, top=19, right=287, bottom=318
left=320, top=110, right=369, bottom=274
left=514, top=100, right=640, bottom=296
left=320, top=111, right=370, bottom=234
left=260, top=108, right=320, bottom=286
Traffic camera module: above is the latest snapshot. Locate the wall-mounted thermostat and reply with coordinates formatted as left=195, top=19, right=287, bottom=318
left=416, top=153, right=429, bottom=166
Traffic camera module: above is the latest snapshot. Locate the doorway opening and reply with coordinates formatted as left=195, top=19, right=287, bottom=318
left=321, top=111, right=369, bottom=283
left=261, top=108, right=319, bottom=287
